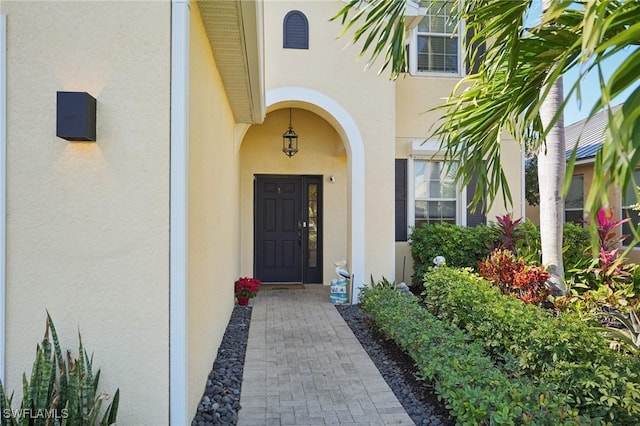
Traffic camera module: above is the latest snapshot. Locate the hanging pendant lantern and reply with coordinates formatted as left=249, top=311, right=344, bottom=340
left=282, top=108, right=299, bottom=158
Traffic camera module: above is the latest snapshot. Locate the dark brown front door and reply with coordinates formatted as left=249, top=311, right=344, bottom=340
left=254, top=175, right=322, bottom=283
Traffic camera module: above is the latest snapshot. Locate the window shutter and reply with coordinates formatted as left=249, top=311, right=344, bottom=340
left=465, top=24, right=486, bottom=74
left=395, top=159, right=408, bottom=241
left=466, top=171, right=486, bottom=227
left=283, top=11, right=309, bottom=49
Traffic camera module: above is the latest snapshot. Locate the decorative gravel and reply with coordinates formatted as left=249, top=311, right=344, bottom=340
left=192, top=305, right=252, bottom=426
left=192, top=302, right=454, bottom=426
left=336, top=304, right=455, bottom=426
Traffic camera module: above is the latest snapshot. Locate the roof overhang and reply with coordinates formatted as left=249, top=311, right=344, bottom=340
left=573, top=157, right=596, bottom=166
left=405, top=0, right=426, bottom=30
left=197, top=0, right=266, bottom=124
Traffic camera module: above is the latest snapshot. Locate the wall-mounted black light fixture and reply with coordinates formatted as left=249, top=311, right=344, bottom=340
left=282, top=108, right=298, bottom=158
left=56, top=91, right=97, bottom=141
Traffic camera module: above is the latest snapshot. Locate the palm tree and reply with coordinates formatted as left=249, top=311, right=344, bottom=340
left=537, top=0, right=566, bottom=294
left=333, top=0, right=640, bottom=294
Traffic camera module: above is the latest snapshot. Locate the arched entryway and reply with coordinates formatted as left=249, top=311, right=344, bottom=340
left=238, top=87, right=365, bottom=302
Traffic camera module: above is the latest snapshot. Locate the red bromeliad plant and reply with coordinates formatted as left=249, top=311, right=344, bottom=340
left=596, top=207, right=630, bottom=251
left=478, top=249, right=550, bottom=305
left=234, top=277, right=261, bottom=299
left=584, top=207, right=633, bottom=289
left=493, top=214, right=522, bottom=253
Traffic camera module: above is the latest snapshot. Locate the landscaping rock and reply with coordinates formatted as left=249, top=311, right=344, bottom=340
left=191, top=306, right=251, bottom=426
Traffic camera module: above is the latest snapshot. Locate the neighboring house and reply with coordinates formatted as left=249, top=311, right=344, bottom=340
left=525, top=104, right=640, bottom=260
left=0, top=1, right=522, bottom=424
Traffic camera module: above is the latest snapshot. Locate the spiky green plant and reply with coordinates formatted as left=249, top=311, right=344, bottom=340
left=0, top=313, right=119, bottom=426
left=597, top=310, right=640, bottom=355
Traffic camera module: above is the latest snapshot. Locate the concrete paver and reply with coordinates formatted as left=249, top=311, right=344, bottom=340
left=238, top=285, right=414, bottom=425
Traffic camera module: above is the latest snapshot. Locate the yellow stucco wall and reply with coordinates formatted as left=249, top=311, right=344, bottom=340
left=263, top=0, right=396, bottom=283
left=240, top=108, right=348, bottom=284
left=187, top=4, right=240, bottom=418
left=1, top=1, right=170, bottom=424
left=394, top=70, right=524, bottom=282
left=394, top=75, right=524, bottom=219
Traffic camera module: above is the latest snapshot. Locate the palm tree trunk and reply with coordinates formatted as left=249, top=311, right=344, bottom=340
left=537, top=2, right=566, bottom=294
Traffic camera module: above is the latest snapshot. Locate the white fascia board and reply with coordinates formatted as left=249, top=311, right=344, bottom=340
left=411, top=140, right=443, bottom=155
left=573, top=157, right=596, bottom=166
left=239, top=0, right=266, bottom=124
left=405, top=1, right=426, bottom=30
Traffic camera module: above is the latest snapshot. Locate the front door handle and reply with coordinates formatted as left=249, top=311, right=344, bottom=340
left=297, top=221, right=306, bottom=246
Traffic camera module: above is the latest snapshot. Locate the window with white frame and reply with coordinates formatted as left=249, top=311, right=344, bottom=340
left=412, top=159, right=458, bottom=227
left=564, top=175, right=584, bottom=224
left=622, top=169, right=640, bottom=247
left=413, top=0, right=460, bottom=74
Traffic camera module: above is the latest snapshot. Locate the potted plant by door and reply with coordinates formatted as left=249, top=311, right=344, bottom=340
left=234, top=277, right=261, bottom=305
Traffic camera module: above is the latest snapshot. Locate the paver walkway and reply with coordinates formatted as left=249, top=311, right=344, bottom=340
left=237, top=285, right=414, bottom=426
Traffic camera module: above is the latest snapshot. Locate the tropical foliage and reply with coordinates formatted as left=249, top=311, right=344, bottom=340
left=409, top=222, right=497, bottom=286
left=0, top=313, right=119, bottom=426
left=478, top=248, right=550, bottom=305
left=334, top=0, right=640, bottom=214
left=409, top=219, right=590, bottom=286
left=360, top=283, right=588, bottom=424
left=422, top=267, right=640, bottom=422
left=334, top=0, right=640, bottom=292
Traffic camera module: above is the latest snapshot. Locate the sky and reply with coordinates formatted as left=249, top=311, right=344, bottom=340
left=563, top=51, right=638, bottom=125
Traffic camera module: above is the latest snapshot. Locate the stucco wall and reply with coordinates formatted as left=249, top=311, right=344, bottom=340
left=394, top=74, right=524, bottom=281
left=187, top=4, right=241, bottom=419
left=1, top=1, right=170, bottom=424
left=240, top=108, right=348, bottom=285
left=263, top=0, right=396, bottom=283
left=395, top=76, right=524, bottom=219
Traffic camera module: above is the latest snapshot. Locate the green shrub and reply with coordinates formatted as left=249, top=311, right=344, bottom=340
left=409, top=221, right=591, bottom=288
left=409, top=223, right=497, bottom=286
left=517, top=220, right=591, bottom=271
left=0, top=313, right=119, bottom=426
left=422, top=268, right=640, bottom=423
left=360, top=284, right=590, bottom=425
left=516, top=220, right=542, bottom=262
left=561, top=222, right=593, bottom=271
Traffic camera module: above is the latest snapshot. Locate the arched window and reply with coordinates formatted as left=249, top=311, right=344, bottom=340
left=283, top=10, right=308, bottom=49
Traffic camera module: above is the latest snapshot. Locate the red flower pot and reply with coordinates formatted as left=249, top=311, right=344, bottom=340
left=237, top=296, right=250, bottom=306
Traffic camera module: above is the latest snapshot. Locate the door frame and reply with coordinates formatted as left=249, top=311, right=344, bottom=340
left=253, top=174, right=323, bottom=284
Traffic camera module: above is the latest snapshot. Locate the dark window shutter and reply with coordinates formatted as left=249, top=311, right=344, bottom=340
left=395, top=159, right=408, bottom=241
left=465, top=23, right=486, bottom=74
left=466, top=170, right=486, bottom=227
left=283, top=11, right=309, bottom=49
